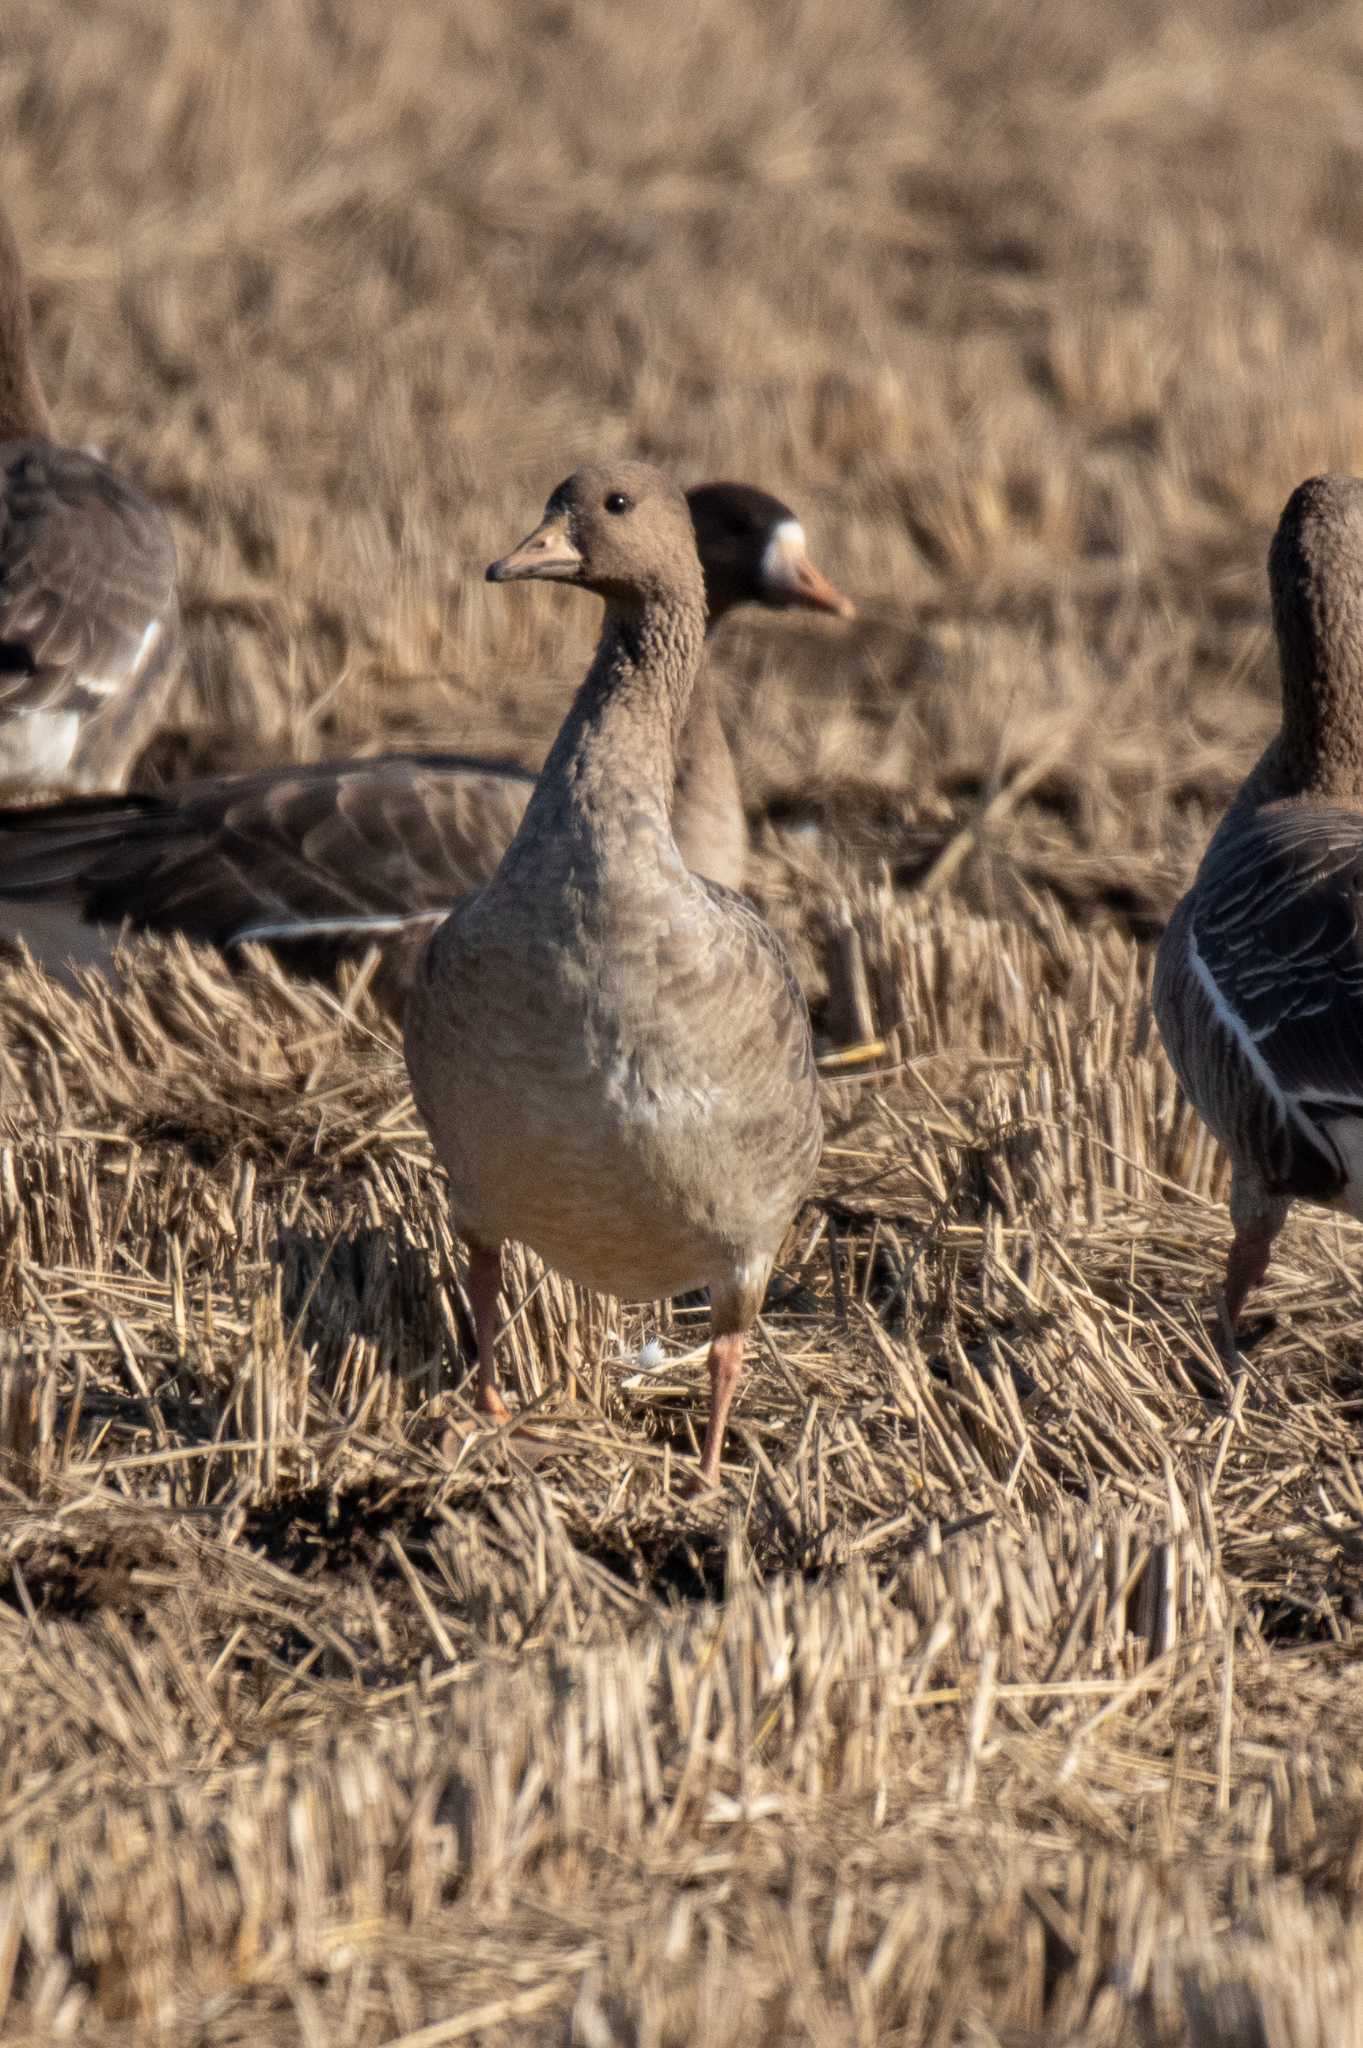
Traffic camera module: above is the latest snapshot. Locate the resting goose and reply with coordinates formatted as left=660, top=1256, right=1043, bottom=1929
left=0, top=483, right=850, bottom=999
left=405, top=461, right=823, bottom=1488
left=1155, top=474, right=1363, bottom=1339
left=0, top=204, right=179, bottom=794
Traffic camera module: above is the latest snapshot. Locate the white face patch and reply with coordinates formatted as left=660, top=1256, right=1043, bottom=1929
left=761, top=518, right=807, bottom=591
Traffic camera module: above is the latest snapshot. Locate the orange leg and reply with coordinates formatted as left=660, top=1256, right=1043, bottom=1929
left=1220, top=1178, right=1289, bottom=1354
left=696, top=1330, right=745, bottom=1489
left=468, top=1241, right=511, bottom=1423
left=442, top=1243, right=561, bottom=1468
left=1223, top=1222, right=1279, bottom=1333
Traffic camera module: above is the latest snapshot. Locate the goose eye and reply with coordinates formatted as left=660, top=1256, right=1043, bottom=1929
left=604, top=491, right=632, bottom=515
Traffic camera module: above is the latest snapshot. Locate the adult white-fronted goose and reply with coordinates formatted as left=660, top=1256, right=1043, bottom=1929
left=0, top=483, right=849, bottom=1000
left=405, top=460, right=823, bottom=1488
left=1154, top=473, right=1363, bottom=1341
left=0, top=204, right=179, bottom=794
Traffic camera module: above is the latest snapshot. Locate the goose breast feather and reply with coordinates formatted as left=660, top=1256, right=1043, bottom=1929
left=407, top=859, right=820, bottom=1305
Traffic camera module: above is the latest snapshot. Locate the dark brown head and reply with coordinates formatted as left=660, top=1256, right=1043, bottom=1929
left=487, top=459, right=705, bottom=616
left=1268, top=474, right=1363, bottom=796
left=0, top=202, right=50, bottom=442
left=685, top=482, right=854, bottom=626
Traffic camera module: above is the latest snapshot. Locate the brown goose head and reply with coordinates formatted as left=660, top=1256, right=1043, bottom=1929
left=1269, top=474, right=1363, bottom=798
left=487, top=459, right=705, bottom=616
left=0, top=202, right=51, bottom=442
left=686, top=481, right=854, bottom=626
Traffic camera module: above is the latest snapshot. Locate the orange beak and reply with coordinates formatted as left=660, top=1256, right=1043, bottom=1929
left=487, top=513, right=583, bottom=584
left=763, top=524, right=856, bottom=619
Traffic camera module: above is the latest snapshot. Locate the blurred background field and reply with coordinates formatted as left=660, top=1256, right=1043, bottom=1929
left=6, top=0, right=1363, bottom=2040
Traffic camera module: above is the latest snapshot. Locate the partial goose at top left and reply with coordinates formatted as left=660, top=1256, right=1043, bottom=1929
left=0, top=204, right=179, bottom=795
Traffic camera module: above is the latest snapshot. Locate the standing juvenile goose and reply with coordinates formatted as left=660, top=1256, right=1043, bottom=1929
left=1155, top=474, right=1363, bottom=1341
left=404, top=460, right=824, bottom=1488
left=0, top=482, right=850, bottom=999
left=0, top=204, right=179, bottom=794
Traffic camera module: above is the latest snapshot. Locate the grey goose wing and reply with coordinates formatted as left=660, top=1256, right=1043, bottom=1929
left=0, top=440, right=179, bottom=788
left=1182, top=802, right=1363, bottom=1196
left=0, top=749, right=536, bottom=974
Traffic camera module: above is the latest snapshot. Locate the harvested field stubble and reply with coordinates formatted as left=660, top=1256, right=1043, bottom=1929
left=5, top=0, right=1363, bottom=2040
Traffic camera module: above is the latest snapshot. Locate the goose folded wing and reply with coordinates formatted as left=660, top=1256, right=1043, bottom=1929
left=0, top=444, right=177, bottom=719
left=1193, top=805, right=1363, bottom=1142
left=224, top=753, right=536, bottom=943
left=639, top=874, right=821, bottom=1187
left=0, top=751, right=536, bottom=950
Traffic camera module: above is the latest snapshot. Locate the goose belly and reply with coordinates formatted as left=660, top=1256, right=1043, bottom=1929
left=1319, top=1116, right=1363, bottom=1224
left=416, top=1044, right=756, bottom=1302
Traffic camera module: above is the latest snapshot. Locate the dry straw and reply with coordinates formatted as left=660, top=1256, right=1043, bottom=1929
left=6, top=0, right=1363, bottom=2036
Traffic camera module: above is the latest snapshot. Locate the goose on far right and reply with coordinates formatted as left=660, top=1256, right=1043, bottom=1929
left=1154, top=473, right=1363, bottom=1347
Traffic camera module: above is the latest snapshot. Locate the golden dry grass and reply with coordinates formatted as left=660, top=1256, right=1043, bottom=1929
left=6, top=0, right=1363, bottom=2040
